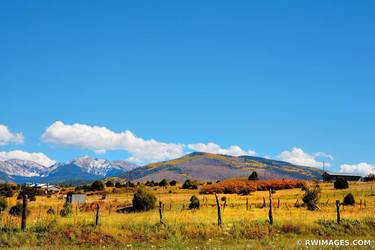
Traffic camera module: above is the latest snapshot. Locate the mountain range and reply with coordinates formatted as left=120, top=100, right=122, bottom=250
left=0, top=156, right=137, bottom=184
left=0, top=152, right=324, bottom=184
left=124, top=152, right=323, bottom=182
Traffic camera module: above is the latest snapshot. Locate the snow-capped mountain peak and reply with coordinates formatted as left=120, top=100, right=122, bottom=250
left=0, top=159, right=48, bottom=177
left=0, top=156, right=139, bottom=183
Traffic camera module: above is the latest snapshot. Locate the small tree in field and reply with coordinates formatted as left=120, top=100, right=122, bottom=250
left=248, top=171, right=259, bottom=181
left=364, top=174, right=375, bottom=182
left=60, top=202, right=72, bottom=217
left=132, top=188, right=156, bottom=212
left=302, top=183, right=320, bottom=211
left=169, top=180, right=177, bottom=186
left=9, top=202, right=30, bottom=217
left=91, top=180, right=105, bottom=191
left=0, top=184, right=14, bottom=197
left=343, top=193, right=355, bottom=205
left=105, top=180, right=114, bottom=187
left=182, top=180, right=198, bottom=189
left=188, top=195, right=200, bottom=209
left=334, top=177, right=349, bottom=189
left=159, top=179, right=168, bottom=187
left=47, top=207, right=55, bottom=215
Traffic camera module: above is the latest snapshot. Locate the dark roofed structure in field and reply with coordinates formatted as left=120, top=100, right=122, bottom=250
left=322, top=171, right=362, bottom=182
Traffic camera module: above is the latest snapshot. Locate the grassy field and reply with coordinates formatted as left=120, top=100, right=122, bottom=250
left=1, top=181, right=375, bottom=249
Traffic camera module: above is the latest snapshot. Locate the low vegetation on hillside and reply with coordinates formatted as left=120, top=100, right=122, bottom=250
left=200, top=179, right=305, bottom=194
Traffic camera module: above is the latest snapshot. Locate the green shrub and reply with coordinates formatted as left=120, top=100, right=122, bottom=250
left=105, top=181, right=114, bottom=187
left=182, top=179, right=198, bottom=189
left=188, top=195, right=200, bottom=209
left=343, top=193, right=355, bottom=205
left=132, top=188, right=156, bottom=212
left=239, top=187, right=251, bottom=195
left=364, top=174, right=375, bottom=182
left=47, top=207, right=55, bottom=215
left=60, top=202, right=72, bottom=217
left=0, top=184, right=14, bottom=197
left=223, top=186, right=236, bottom=194
left=17, top=186, right=38, bottom=200
left=9, top=202, right=30, bottom=217
left=159, top=179, right=168, bottom=186
left=248, top=171, right=259, bottom=181
left=169, top=180, right=177, bottom=186
left=90, top=180, right=104, bottom=191
left=334, top=177, right=349, bottom=189
left=125, top=181, right=135, bottom=188
left=145, top=181, right=155, bottom=187
left=302, top=184, right=320, bottom=211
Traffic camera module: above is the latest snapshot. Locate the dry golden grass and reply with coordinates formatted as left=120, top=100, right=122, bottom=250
left=1, top=181, right=375, bottom=249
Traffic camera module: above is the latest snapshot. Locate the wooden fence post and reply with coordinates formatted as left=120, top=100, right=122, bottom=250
left=277, top=198, right=280, bottom=208
left=21, top=194, right=28, bottom=231
left=215, top=193, right=222, bottom=226
left=295, top=199, right=299, bottom=207
left=336, top=200, right=340, bottom=224
left=95, top=203, right=100, bottom=226
left=360, top=199, right=362, bottom=209
left=262, top=197, right=266, bottom=208
left=159, top=201, right=164, bottom=225
left=246, top=198, right=249, bottom=211
left=269, top=190, right=273, bottom=225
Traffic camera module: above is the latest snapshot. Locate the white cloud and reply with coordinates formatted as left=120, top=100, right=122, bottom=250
left=315, top=152, right=334, bottom=161
left=41, top=121, right=185, bottom=163
left=0, top=124, right=24, bottom=145
left=340, top=163, right=375, bottom=177
left=187, top=142, right=256, bottom=156
left=0, top=150, right=56, bottom=166
left=278, top=147, right=332, bottom=167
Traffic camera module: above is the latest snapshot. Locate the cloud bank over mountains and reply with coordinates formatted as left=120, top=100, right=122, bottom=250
left=41, top=121, right=185, bottom=163
left=0, top=122, right=374, bottom=176
left=41, top=121, right=257, bottom=163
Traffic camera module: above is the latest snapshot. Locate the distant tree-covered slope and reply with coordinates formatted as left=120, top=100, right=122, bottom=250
left=124, top=152, right=323, bottom=182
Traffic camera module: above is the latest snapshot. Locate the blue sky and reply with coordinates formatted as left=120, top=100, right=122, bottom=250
left=0, top=1, right=374, bottom=175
